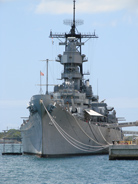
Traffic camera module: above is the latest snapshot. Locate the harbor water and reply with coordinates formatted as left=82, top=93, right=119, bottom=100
left=0, top=144, right=138, bottom=184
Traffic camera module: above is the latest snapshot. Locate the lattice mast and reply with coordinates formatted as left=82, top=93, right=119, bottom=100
left=49, top=0, right=98, bottom=90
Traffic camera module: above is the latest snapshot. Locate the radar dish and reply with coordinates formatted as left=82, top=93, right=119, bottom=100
left=63, top=19, right=84, bottom=26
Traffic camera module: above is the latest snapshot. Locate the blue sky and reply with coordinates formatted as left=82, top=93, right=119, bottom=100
left=0, top=0, right=138, bottom=132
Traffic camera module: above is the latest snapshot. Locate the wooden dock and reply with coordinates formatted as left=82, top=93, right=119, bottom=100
left=109, top=145, right=138, bottom=160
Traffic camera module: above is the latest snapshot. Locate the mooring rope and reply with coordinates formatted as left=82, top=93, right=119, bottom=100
left=97, top=126, right=111, bottom=145
left=66, top=109, right=108, bottom=146
left=41, top=100, right=109, bottom=152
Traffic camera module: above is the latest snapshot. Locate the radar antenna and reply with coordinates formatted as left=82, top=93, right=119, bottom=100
left=49, top=0, right=98, bottom=88
left=63, top=19, right=84, bottom=27
left=50, top=0, right=98, bottom=39
left=63, top=0, right=83, bottom=34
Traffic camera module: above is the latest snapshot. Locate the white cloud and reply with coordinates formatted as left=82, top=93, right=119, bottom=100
left=35, top=0, right=72, bottom=14
left=35, top=0, right=138, bottom=14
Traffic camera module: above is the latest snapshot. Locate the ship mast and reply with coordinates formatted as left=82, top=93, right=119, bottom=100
left=49, top=0, right=98, bottom=91
left=72, top=0, right=75, bottom=35
left=49, top=0, right=98, bottom=39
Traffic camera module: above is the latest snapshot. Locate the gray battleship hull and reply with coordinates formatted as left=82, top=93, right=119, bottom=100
left=21, top=1, right=123, bottom=157
left=21, top=95, right=122, bottom=157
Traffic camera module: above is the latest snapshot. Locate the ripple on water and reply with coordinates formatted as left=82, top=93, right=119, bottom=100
left=1, top=146, right=138, bottom=184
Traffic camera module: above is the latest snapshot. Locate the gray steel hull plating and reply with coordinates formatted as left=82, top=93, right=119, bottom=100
left=21, top=98, right=122, bottom=157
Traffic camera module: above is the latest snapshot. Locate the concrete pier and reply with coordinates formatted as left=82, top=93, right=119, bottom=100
left=2, top=143, right=22, bottom=156
left=109, top=145, right=138, bottom=160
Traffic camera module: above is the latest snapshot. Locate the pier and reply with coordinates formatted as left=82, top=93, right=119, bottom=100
left=109, top=145, right=138, bottom=160
left=2, top=138, right=22, bottom=155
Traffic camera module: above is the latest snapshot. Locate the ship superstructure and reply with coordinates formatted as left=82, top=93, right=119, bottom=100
left=20, top=1, right=123, bottom=157
left=49, top=0, right=117, bottom=125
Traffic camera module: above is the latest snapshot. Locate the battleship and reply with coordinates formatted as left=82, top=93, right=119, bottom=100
left=20, top=1, right=124, bottom=157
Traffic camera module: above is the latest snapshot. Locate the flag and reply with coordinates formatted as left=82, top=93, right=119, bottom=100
left=52, top=37, right=54, bottom=45
left=40, top=71, right=44, bottom=76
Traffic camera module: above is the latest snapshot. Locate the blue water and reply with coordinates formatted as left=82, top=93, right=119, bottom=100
left=0, top=144, right=138, bottom=184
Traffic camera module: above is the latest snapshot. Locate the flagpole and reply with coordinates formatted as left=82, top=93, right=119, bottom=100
left=40, top=70, right=42, bottom=94
left=46, top=59, right=48, bottom=94
left=40, top=70, right=41, bottom=94
left=40, top=59, right=54, bottom=94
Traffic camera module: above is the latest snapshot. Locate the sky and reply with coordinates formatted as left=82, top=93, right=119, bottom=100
left=0, top=0, right=138, bottom=132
